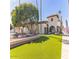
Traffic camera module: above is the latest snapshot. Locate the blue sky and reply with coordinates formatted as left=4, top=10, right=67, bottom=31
left=10, top=0, right=68, bottom=26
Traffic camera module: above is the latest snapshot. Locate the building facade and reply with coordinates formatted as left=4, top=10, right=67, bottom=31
left=13, top=14, right=61, bottom=34
left=38, top=14, right=61, bottom=34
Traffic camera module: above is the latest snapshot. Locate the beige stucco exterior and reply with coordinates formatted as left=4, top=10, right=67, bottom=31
left=47, top=15, right=61, bottom=33
left=39, top=23, right=47, bottom=34
left=13, top=14, right=61, bottom=34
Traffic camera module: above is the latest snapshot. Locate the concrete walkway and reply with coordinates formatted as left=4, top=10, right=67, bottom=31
left=61, top=36, right=69, bottom=59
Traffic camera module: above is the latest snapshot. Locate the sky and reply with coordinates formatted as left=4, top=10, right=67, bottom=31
left=10, top=0, right=69, bottom=27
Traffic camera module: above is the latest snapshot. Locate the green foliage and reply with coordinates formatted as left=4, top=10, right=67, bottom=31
left=10, top=35, right=62, bottom=59
left=11, top=3, right=39, bottom=27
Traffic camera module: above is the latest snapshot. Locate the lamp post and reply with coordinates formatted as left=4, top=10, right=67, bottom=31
left=19, top=0, right=20, bottom=16
left=36, top=0, right=38, bottom=9
left=58, top=10, right=62, bottom=34
left=66, top=19, right=69, bottom=34
left=40, top=0, right=42, bottom=34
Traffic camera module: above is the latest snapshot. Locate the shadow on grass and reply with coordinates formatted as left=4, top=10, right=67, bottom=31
left=32, top=36, right=49, bottom=43
left=11, top=36, right=49, bottom=49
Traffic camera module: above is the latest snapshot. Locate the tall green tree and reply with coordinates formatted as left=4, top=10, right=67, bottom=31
left=11, top=3, right=39, bottom=34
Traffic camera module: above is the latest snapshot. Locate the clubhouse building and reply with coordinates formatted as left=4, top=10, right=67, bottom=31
left=12, top=14, right=62, bottom=34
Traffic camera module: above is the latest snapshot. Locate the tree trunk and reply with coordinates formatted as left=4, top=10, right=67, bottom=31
left=30, top=23, right=33, bottom=34
left=35, top=23, right=38, bottom=34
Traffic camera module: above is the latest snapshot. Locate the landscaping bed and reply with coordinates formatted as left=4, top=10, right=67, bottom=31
left=10, top=34, right=62, bottom=59
left=10, top=35, right=40, bottom=48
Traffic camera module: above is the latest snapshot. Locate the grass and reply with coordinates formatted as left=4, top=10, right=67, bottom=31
left=10, top=34, right=62, bottom=59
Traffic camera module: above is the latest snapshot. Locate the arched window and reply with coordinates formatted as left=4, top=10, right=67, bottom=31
left=51, top=18, right=53, bottom=21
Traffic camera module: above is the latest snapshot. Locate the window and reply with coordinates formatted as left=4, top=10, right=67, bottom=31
left=51, top=18, right=53, bottom=21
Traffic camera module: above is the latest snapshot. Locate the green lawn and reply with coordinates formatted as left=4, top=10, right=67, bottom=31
left=10, top=34, right=62, bottom=59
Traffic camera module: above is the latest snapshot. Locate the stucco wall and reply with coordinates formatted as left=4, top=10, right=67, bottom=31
left=48, top=16, right=60, bottom=32
left=14, top=15, right=61, bottom=34
left=39, top=23, right=47, bottom=34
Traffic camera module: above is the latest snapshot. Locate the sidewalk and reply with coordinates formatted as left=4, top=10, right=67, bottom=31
left=61, top=36, right=69, bottom=59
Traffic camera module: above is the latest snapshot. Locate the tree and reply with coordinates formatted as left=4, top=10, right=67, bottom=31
left=11, top=3, right=39, bottom=34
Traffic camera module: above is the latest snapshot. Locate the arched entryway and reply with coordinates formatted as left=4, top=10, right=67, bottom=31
left=50, top=26, right=55, bottom=34
left=57, top=26, right=60, bottom=34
